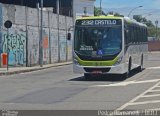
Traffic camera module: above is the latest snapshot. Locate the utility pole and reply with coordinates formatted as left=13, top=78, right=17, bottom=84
left=4, top=20, right=12, bottom=71
left=100, top=0, right=102, bottom=15
left=40, top=0, right=43, bottom=67
left=155, top=20, right=158, bottom=40
left=57, top=0, right=60, bottom=62
left=128, top=6, right=143, bottom=18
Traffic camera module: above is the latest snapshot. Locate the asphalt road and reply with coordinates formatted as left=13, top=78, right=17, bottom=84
left=0, top=52, right=160, bottom=112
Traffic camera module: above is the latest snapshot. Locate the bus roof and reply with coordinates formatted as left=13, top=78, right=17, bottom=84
left=124, top=17, right=147, bottom=27
left=78, top=15, right=123, bottom=20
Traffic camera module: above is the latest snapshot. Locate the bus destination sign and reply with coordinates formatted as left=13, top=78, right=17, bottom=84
left=76, top=19, right=122, bottom=26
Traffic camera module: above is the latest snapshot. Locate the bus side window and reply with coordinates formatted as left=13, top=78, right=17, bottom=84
left=128, top=26, right=131, bottom=44
left=131, top=26, right=134, bottom=44
left=128, top=25, right=131, bottom=44
left=145, top=29, right=148, bottom=42
left=142, top=28, right=144, bottom=42
left=140, top=27, right=142, bottom=42
left=138, top=27, right=140, bottom=43
left=143, top=28, right=145, bottom=42
left=124, top=25, right=129, bottom=45
left=134, top=27, right=137, bottom=43
left=133, top=26, right=135, bottom=43
left=136, top=26, right=138, bottom=43
left=135, top=26, right=137, bottom=43
left=140, top=28, right=142, bottom=42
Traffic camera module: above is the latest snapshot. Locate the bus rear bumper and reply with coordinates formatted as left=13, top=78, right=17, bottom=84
left=73, top=63, right=127, bottom=74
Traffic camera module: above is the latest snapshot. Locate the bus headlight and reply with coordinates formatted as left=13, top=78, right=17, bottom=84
left=114, top=56, right=123, bottom=65
left=73, top=59, right=80, bottom=65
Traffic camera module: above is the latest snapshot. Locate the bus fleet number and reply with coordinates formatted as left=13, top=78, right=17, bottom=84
left=81, top=20, right=94, bottom=25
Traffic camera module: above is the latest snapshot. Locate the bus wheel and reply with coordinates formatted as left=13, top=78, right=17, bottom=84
left=137, top=54, right=143, bottom=72
left=84, top=73, right=91, bottom=80
left=124, top=58, right=132, bottom=78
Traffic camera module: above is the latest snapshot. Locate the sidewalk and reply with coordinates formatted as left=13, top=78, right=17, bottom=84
left=0, top=62, right=72, bottom=76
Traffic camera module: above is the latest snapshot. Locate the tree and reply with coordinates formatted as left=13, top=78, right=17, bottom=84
left=133, top=15, right=154, bottom=27
left=107, top=11, right=114, bottom=15
left=133, top=15, right=143, bottom=22
left=94, top=7, right=106, bottom=16
left=106, top=11, right=124, bottom=17
left=114, top=12, right=124, bottom=17
left=145, top=20, right=154, bottom=27
left=133, top=15, right=158, bottom=38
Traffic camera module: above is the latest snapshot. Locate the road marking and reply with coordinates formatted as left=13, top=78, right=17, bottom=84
left=92, top=81, right=135, bottom=87
left=134, top=79, right=160, bottom=84
left=92, top=79, right=160, bottom=87
left=128, top=100, right=160, bottom=105
left=147, top=66, right=160, bottom=69
left=149, top=89, right=160, bottom=92
left=145, top=108, right=160, bottom=111
left=141, top=94, right=160, bottom=98
left=116, top=81, right=160, bottom=110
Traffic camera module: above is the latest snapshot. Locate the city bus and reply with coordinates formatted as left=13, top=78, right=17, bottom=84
left=72, top=15, right=148, bottom=79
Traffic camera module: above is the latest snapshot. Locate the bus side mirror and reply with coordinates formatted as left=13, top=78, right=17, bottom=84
left=124, top=25, right=129, bottom=33
left=125, top=29, right=129, bottom=33
left=67, top=33, right=71, bottom=40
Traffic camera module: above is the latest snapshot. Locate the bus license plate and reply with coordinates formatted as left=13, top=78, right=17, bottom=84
left=92, top=71, right=102, bottom=74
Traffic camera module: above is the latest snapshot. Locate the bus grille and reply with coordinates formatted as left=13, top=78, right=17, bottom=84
left=84, top=68, right=111, bottom=73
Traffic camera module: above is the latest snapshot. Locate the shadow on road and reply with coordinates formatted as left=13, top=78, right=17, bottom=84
left=69, top=68, right=145, bottom=82
left=69, top=74, right=126, bottom=82
left=130, top=68, right=145, bottom=77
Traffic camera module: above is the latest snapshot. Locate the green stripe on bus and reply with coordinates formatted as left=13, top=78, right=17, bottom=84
left=76, top=56, right=118, bottom=66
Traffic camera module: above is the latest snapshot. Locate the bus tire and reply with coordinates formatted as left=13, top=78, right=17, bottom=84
left=137, top=54, right=143, bottom=72
left=84, top=73, right=91, bottom=80
left=123, top=72, right=129, bottom=78
left=124, top=57, right=132, bottom=78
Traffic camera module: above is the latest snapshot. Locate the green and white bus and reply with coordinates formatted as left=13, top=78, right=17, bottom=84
left=72, top=15, right=148, bottom=78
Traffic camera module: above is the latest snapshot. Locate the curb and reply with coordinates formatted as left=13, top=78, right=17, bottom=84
left=0, top=62, right=72, bottom=76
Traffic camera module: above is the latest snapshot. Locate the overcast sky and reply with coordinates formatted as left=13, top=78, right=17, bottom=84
left=95, top=0, right=160, bottom=26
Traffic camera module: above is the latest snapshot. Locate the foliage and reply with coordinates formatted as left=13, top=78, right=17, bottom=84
left=133, top=15, right=159, bottom=39
left=94, top=7, right=124, bottom=17
left=106, top=11, right=124, bottom=17
left=133, top=15, right=154, bottom=27
left=94, top=7, right=106, bottom=16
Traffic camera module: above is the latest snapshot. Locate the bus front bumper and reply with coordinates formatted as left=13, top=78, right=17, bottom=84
left=73, top=63, right=127, bottom=74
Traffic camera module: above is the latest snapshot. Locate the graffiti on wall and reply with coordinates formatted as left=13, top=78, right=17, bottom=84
left=28, top=30, right=39, bottom=66
left=42, top=30, right=49, bottom=63
left=59, top=31, right=67, bottom=62
left=2, top=32, right=26, bottom=66
left=50, top=30, right=58, bottom=63
left=42, top=36, right=49, bottom=49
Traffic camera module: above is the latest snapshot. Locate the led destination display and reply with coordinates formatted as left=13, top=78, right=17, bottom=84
left=76, top=19, right=122, bottom=26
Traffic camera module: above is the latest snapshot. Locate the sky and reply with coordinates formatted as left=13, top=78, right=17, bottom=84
left=94, top=0, right=160, bottom=26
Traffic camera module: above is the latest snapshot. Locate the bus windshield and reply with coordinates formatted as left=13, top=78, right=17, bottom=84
left=74, top=26, right=122, bottom=57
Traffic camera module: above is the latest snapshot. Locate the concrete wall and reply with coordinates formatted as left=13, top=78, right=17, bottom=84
left=148, top=41, right=160, bottom=51
left=0, top=4, right=73, bottom=67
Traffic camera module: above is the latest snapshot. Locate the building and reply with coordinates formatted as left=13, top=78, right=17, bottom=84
left=0, top=0, right=95, bottom=18
left=73, top=0, right=96, bottom=19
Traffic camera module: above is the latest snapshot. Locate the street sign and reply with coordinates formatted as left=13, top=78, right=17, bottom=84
left=4, top=20, right=12, bottom=71
left=4, top=20, right=12, bottom=29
